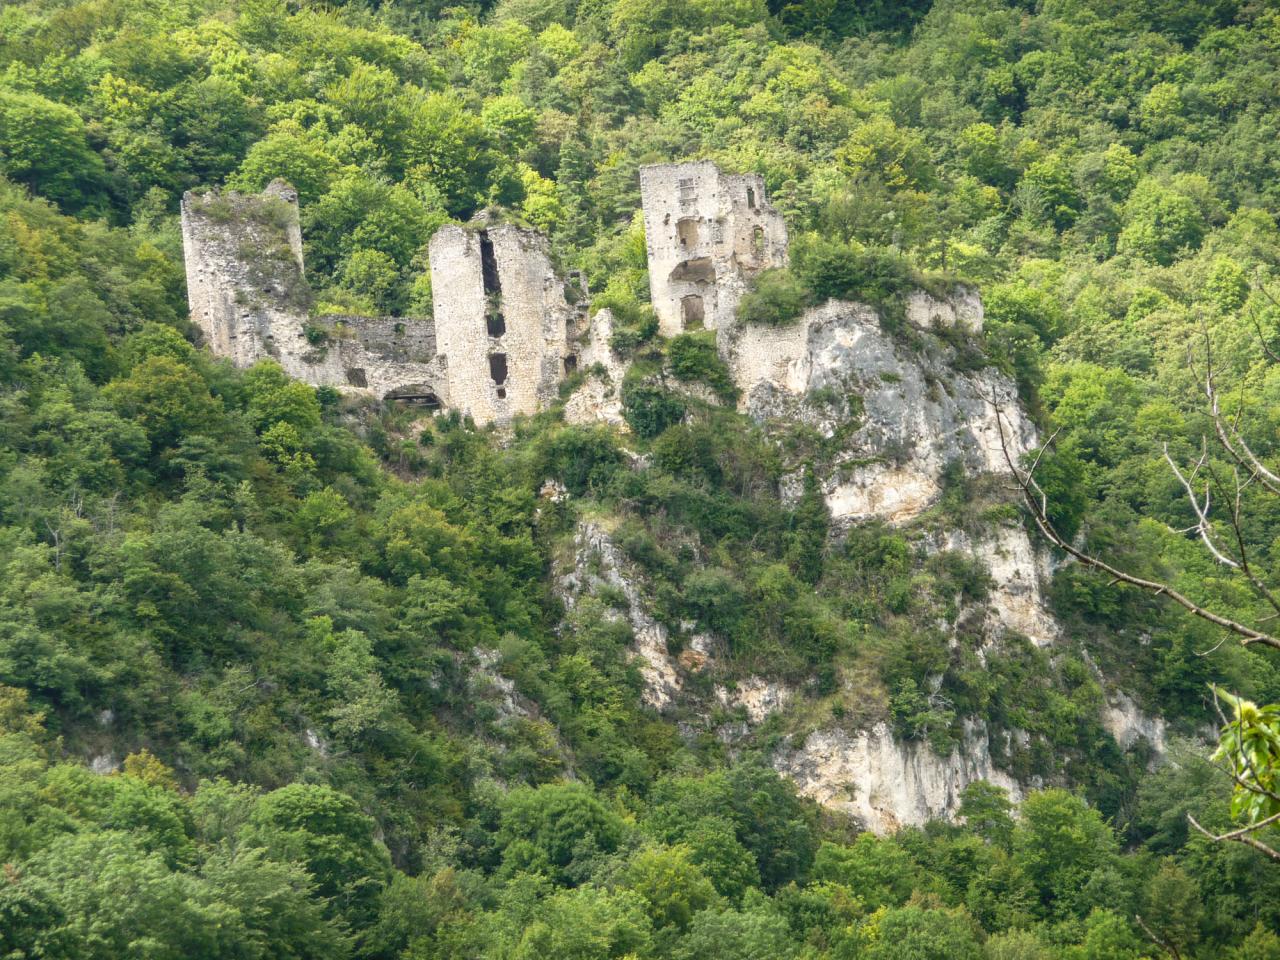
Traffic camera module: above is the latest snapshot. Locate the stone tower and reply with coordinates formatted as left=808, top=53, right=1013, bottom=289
left=638, top=160, right=788, bottom=337
left=180, top=179, right=333, bottom=375
left=429, top=222, right=583, bottom=425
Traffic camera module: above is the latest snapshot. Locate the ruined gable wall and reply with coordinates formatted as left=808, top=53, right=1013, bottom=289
left=429, top=223, right=579, bottom=425
left=640, top=161, right=725, bottom=337
left=489, top=225, right=576, bottom=414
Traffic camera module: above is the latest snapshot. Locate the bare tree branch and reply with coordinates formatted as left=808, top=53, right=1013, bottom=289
left=1196, top=331, right=1280, bottom=496
left=989, top=402, right=1280, bottom=651
left=1188, top=814, right=1280, bottom=862
left=1135, top=914, right=1182, bottom=959
left=1163, top=443, right=1239, bottom=570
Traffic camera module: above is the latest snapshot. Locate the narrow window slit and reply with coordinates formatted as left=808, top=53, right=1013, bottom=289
left=489, top=352, right=508, bottom=385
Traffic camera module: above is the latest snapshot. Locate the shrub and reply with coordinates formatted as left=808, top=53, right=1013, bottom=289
left=737, top=268, right=810, bottom=326
left=793, top=237, right=916, bottom=305
left=622, top=366, right=687, bottom=439
left=667, top=332, right=736, bottom=400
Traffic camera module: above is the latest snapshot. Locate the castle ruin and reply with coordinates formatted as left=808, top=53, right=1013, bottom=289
left=179, top=162, right=872, bottom=426
left=181, top=182, right=584, bottom=424
left=429, top=223, right=585, bottom=425
left=638, top=160, right=788, bottom=337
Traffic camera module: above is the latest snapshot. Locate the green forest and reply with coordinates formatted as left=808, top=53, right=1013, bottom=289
left=3, top=0, right=1280, bottom=956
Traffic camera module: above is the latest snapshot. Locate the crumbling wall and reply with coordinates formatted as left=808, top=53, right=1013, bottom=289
left=639, top=160, right=788, bottom=338
left=181, top=181, right=448, bottom=404
left=429, top=222, right=581, bottom=425
left=181, top=180, right=333, bottom=376
left=311, top=315, right=446, bottom=403
left=905, top=287, right=984, bottom=333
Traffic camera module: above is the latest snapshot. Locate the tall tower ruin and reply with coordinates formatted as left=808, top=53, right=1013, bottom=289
left=429, top=223, right=584, bottom=425
left=639, top=161, right=789, bottom=337
left=181, top=179, right=324, bottom=373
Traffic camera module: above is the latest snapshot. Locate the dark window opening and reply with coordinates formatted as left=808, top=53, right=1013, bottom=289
left=564, top=354, right=578, bottom=375
left=747, top=187, right=756, bottom=209
left=752, top=225, right=765, bottom=259
left=346, top=368, right=368, bottom=388
left=496, top=387, right=507, bottom=399
left=670, top=257, right=716, bottom=283
left=387, top=390, right=441, bottom=409
left=677, top=217, right=699, bottom=248
left=489, top=352, right=508, bottom=385
left=681, top=295, right=705, bottom=328
left=487, top=306, right=506, bottom=337
left=479, top=230, right=501, bottom=296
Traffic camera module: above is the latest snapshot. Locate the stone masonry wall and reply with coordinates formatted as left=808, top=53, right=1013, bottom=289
left=639, top=160, right=788, bottom=337
left=429, top=222, right=581, bottom=425
left=181, top=180, right=333, bottom=377
left=181, top=181, right=448, bottom=403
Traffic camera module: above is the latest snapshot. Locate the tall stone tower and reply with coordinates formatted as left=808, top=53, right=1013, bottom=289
left=639, top=161, right=788, bottom=338
left=429, top=222, right=583, bottom=425
left=180, top=180, right=346, bottom=384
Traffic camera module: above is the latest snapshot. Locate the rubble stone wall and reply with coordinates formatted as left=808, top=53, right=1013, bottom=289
left=639, top=160, right=788, bottom=337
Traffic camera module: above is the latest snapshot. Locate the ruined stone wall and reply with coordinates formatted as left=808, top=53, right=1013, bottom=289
left=311, top=315, right=446, bottom=401
left=180, top=180, right=336, bottom=378
left=181, top=181, right=447, bottom=403
left=639, top=160, right=788, bottom=338
left=429, top=223, right=580, bottom=425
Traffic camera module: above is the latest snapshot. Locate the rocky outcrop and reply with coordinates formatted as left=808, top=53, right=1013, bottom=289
left=725, top=299, right=1036, bottom=526
left=905, top=287, right=984, bottom=333
left=1102, top=691, right=1167, bottom=755
left=557, top=521, right=682, bottom=709
left=564, top=308, right=629, bottom=430
left=773, top=720, right=1023, bottom=833
left=929, top=524, right=1059, bottom=648
left=714, top=677, right=792, bottom=723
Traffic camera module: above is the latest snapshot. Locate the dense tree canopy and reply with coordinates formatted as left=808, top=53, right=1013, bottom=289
left=1, top=0, right=1280, bottom=956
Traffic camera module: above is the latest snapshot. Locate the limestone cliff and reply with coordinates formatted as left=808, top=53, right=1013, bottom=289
left=724, top=297, right=1035, bottom=526
left=774, top=721, right=1026, bottom=833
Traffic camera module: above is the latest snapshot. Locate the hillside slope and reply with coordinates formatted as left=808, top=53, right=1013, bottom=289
left=2, top=0, right=1280, bottom=957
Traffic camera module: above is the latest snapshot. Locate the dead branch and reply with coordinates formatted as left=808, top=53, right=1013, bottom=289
left=1135, top=914, right=1182, bottom=959
left=1188, top=813, right=1280, bottom=862
left=990, top=402, right=1280, bottom=651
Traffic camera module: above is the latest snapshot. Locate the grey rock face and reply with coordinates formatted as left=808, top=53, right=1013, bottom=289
left=725, top=299, right=1036, bottom=524
left=556, top=521, right=683, bottom=710
left=773, top=720, right=1025, bottom=834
